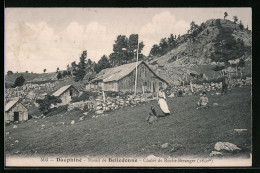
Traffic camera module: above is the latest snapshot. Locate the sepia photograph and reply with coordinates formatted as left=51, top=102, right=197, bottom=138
left=4, top=8, right=252, bottom=167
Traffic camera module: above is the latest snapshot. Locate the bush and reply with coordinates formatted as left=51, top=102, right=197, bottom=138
left=12, top=76, right=25, bottom=88
left=36, top=95, right=62, bottom=115
left=47, top=105, right=68, bottom=117
left=7, top=71, right=13, bottom=75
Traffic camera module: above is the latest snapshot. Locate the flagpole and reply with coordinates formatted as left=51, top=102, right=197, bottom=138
left=134, top=38, right=139, bottom=95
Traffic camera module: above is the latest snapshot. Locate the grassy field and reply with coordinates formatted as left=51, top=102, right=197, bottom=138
left=5, top=86, right=251, bottom=158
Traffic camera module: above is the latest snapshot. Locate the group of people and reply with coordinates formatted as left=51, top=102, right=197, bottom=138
left=146, top=76, right=230, bottom=124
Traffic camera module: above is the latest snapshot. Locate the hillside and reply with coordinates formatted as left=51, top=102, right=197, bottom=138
left=5, top=86, right=251, bottom=159
left=5, top=72, right=57, bottom=87
left=147, top=19, right=252, bottom=85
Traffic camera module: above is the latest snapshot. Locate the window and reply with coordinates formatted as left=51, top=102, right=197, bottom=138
left=70, top=89, right=73, bottom=96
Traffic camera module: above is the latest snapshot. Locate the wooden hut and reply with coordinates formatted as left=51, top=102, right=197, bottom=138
left=52, top=85, right=79, bottom=105
left=86, top=61, right=168, bottom=93
left=5, top=98, right=28, bottom=122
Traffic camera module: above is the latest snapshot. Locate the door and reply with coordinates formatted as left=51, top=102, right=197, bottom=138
left=152, top=82, right=157, bottom=93
left=14, top=112, right=19, bottom=121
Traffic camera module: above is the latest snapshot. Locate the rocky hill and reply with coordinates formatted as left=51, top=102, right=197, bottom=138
left=147, top=19, right=252, bottom=85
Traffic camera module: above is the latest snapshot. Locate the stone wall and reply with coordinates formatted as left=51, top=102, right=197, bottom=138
left=5, top=82, right=59, bottom=108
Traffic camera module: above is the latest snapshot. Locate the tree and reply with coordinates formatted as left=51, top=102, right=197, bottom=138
left=109, top=34, right=145, bottom=66
left=73, top=50, right=87, bottom=82
left=112, top=35, right=128, bottom=65
left=233, top=16, right=238, bottom=24
left=25, top=71, right=28, bottom=73
left=56, top=67, right=60, bottom=73
left=237, top=59, right=245, bottom=68
left=149, top=44, right=160, bottom=57
left=224, top=12, right=228, bottom=20
left=188, top=21, right=199, bottom=35
left=12, top=76, right=25, bottom=88
left=128, top=34, right=139, bottom=61
left=71, top=61, right=76, bottom=68
left=216, top=19, right=222, bottom=28
left=57, top=72, right=62, bottom=80
left=168, top=34, right=177, bottom=49
left=62, top=71, right=68, bottom=77
left=36, top=95, right=62, bottom=115
left=94, top=55, right=111, bottom=73
left=239, top=20, right=244, bottom=30
left=73, top=69, right=85, bottom=82
left=43, top=69, right=46, bottom=73
left=210, top=27, right=251, bottom=63
left=137, top=41, right=145, bottom=60
left=7, top=71, right=13, bottom=75
left=79, top=50, right=87, bottom=70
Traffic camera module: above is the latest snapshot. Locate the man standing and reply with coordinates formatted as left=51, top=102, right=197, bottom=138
left=221, top=75, right=229, bottom=95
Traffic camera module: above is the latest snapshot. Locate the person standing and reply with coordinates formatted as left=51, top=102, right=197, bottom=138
left=221, top=75, right=229, bottom=95
left=157, top=87, right=171, bottom=116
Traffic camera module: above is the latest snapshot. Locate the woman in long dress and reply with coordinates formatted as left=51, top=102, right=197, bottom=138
left=157, top=87, right=171, bottom=116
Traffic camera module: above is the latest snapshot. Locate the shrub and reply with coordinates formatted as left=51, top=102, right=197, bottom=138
left=12, top=76, right=25, bottom=88
left=36, top=95, right=62, bottom=115
left=46, top=105, right=68, bottom=117
left=7, top=71, right=13, bottom=75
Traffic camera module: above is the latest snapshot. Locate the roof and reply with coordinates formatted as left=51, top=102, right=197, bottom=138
left=90, top=61, right=168, bottom=84
left=52, top=85, right=78, bottom=97
left=5, top=98, right=20, bottom=112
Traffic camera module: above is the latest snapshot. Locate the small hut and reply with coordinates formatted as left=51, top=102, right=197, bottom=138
left=52, top=85, right=79, bottom=105
left=5, top=98, right=28, bottom=122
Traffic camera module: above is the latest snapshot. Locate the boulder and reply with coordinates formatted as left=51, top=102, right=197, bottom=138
left=96, top=110, right=104, bottom=115
left=96, top=106, right=103, bottom=110
left=214, top=142, right=241, bottom=152
left=213, top=103, right=218, bottom=106
left=234, top=129, right=247, bottom=133
left=79, top=116, right=84, bottom=121
left=161, top=143, right=169, bottom=149
left=209, top=151, right=223, bottom=157
left=71, top=120, right=75, bottom=125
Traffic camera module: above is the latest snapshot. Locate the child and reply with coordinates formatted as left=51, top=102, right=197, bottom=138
left=197, top=91, right=209, bottom=109
left=146, top=105, right=158, bottom=124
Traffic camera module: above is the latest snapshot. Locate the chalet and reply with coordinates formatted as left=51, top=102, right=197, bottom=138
left=5, top=98, right=28, bottom=122
left=86, top=61, right=168, bottom=93
left=52, top=85, right=79, bottom=105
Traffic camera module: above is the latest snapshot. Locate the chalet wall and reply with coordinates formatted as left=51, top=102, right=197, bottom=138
left=59, top=87, right=78, bottom=105
left=118, top=63, right=167, bottom=93
left=86, top=82, right=103, bottom=91
left=5, top=103, right=28, bottom=121
left=103, top=82, right=118, bottom=92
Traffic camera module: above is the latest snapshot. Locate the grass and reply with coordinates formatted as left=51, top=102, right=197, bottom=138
left=5, top=86, right=251, bottom=158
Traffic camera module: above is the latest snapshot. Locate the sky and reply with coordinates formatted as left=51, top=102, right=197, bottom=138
left=5, top=8, right=252, bottom=73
